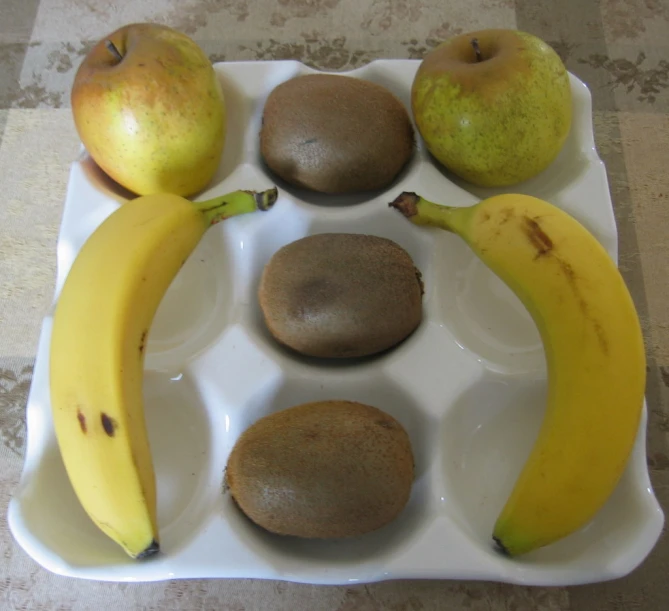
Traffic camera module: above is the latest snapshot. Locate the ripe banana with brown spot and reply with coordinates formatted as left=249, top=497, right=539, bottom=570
left=390, top=191, right=646, bottom=556
left=49, top=187, right=277, bottom=558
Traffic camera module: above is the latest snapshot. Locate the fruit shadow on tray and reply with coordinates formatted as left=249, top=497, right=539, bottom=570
left=224, top=487, right=431, bottom=569
left=253, top=142, right=421, bottom=209
left=207, top=70, right=247, bottom=186
left=79, top=155, right=137, bottom=202
left=79, top=152, right=232, bottom=204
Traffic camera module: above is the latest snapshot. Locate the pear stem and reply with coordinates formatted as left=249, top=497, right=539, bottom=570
left=105, top=39, right=124, bottom=63
left=471, top=38, right=483, bottom=63
left=195, top=187, right=278, bottom=226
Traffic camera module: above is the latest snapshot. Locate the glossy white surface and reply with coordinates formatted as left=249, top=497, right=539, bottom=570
left=8, top=60, right=664, bottom=585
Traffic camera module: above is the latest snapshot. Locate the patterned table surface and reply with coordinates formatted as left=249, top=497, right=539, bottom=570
left=1, top=0, right=668, bottom=609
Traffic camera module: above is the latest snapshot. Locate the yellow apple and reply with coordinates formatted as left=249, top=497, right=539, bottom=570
left=71, top=22, right=226, bottom=197
left=411, top=29, right=572, bottom=187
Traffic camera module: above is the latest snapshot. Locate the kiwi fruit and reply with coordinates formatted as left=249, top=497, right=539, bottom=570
left=258, top=233, right=424, bottom=358
left=259, top=74, right=415, bottom=194
left=225, top=400, right=415, bottom=539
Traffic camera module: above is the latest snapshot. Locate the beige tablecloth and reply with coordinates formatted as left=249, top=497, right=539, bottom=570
left=1, top=0, right=668, bottom=609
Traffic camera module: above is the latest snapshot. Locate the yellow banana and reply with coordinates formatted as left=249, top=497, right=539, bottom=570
left=390, top=191, right=646, bottom=556
left=49, top=187, right=277, bottom=558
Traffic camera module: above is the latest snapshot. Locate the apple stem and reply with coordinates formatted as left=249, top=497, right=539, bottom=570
left=105, top=39, right=124, bottom=63
left=471, top=38, right=483, bottom=63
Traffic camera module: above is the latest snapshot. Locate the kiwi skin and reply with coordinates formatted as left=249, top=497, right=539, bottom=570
left=260, top=73, right=415, bottom=194
left=225, top=400, right=415, bottom=539
left=258, top=233, right=424, bottom=359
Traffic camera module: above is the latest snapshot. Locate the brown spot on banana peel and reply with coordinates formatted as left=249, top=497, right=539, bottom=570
left=139, top=329, right=147, bottom=354
left=500, top=207, right=515, bottom=224
left=101, top=413, right=117, bottom=437
left=77, top=409, right=87, bottom=433
left=592, top=320, right=609, bottom=355
left=523, top=216, right=553, bottom=257
left=525, top=218, right=609, bottom=355
left=555, top=258, right=609, bottom=354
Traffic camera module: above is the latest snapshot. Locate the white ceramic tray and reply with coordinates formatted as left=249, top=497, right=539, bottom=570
left=8, top=59, right=664, bottom=585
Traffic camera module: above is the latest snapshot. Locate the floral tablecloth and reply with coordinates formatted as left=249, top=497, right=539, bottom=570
left=1, top=0, right=667, bottom=609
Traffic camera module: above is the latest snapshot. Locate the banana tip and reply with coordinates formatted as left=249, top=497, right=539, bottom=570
left=135, top=539, right=160, bottom=560
left=389, top=192, right=419, bottom=218
left=492, top=536, right=511, bottom=557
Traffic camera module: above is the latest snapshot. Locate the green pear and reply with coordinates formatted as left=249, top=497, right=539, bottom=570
left=411, top=29, right=572, bottom=187
left=71, top=23, right=226, bottom=197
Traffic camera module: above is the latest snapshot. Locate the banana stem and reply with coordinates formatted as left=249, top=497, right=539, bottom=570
left=389, top=191, right=469, bottom=234
left=195, top=187, right=278, bottom=226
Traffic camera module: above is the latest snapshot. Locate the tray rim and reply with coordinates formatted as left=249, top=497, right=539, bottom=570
left=7, top=58, right=665, bottom=586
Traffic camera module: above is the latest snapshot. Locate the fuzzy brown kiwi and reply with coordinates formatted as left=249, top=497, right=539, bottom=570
left=225, top=400, right=415, bottom=539
left=258, top=233, right=424, bottom=359
left=259, top=74, right=415, bottom=194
